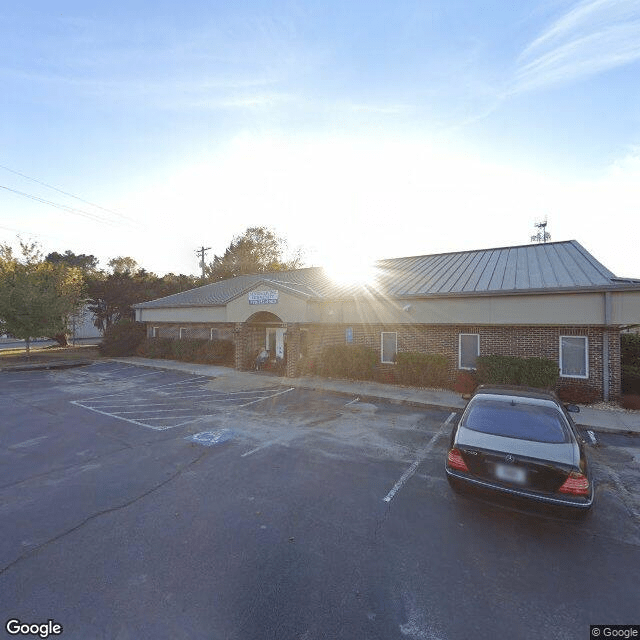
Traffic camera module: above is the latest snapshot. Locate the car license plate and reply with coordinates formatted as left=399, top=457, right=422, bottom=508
left=494, top=463, right=527, bottom=485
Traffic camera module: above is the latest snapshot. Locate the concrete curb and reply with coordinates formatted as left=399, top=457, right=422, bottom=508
left=1, top=359, right=95, bottom=372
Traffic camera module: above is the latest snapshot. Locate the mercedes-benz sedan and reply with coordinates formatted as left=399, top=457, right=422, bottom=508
left=445, top=386, right=593, bottom=512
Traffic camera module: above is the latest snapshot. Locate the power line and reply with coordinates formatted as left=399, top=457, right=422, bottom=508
left=0, top=184, right=122, bottom=226
left=0, top=163, right=140, bottom=226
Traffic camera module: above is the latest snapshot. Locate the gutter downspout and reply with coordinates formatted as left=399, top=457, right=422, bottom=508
left=603, top=292, right=612, bottom=401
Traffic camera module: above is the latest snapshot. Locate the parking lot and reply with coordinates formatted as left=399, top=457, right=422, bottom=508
left=1, top=361, right=639, bottom=639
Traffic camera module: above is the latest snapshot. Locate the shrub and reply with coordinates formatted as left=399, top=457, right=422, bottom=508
left=620, top=394, right=640, bottom=410
left=318, top=344, right=377, bottom=380
left=295, top=355, right=319, bottom=377
left=197, top=339, right=234, bottom=365
left=621, top=333, right=640, bottom=366
left=453, top=371, right=477, bottom=395
left=99, top=320, right=146, bottom=356
left=622, top=364, right=640, bottom=395
left=136, top=337, right=234, bottom=365
left=476, top=355, right=558, bottom=389
left=136, top=337, right=173, bottom=359
left=557, top=386, right=600, bottom=405
left=395, top=352, right=449, bottom=388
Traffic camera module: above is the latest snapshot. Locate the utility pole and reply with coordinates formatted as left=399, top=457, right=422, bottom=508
left=196, top=246, right=211, bottom=281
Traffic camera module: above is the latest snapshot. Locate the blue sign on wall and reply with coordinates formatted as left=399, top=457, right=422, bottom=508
left=248, top=290, right=279, bottom=305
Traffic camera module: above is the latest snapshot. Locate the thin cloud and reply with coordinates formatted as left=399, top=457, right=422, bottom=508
left=512, top=0, right=640, bottom=93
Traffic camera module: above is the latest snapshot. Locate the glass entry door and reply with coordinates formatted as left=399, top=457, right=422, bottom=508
left=266, top=328, right=286, bottom=359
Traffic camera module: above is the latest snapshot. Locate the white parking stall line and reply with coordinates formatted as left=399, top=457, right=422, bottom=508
left=78, top=400, right=178, bottom=408
left=165, top=392, right=214, bottom=399
left=109, top=407, right=203, bottom=415
left=122, top=370, right=166, bottom=380
left=150, top=376, right=210, bottom=389
left=99, top=365, right=138, bottom=374
left=236, top=387, right=295, bottom=408
left=70, top=400, right=172, bottom=430
left=382, top=412, right=457, bottom=504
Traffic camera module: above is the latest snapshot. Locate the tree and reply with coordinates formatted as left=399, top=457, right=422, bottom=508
left=108, top=256, right=139, bottom=274
left=0, top=241, right=83, bottom=355
left=45, top=250, right=99, bottom=272
left=205, top=227, right=303, bottom=282
left=86, top=271, right=150, bottom=332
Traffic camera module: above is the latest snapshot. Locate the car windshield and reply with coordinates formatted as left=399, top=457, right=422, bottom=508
left=462, top=398, right=569, bottom=443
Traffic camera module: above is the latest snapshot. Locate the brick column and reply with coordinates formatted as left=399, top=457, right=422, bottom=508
left=233, top=322, right=250, bottom=371
left=285, top=323, right=301, bottom=378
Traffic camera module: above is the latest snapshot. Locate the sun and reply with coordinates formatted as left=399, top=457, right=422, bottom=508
left=322, top=255, right=378, bottom=287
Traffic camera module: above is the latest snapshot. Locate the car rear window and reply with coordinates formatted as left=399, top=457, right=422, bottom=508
left=462, top=399, right=569, bottom=443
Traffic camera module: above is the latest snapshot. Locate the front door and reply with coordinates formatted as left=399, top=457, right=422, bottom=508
left=266, top=328, right=286, bottom=359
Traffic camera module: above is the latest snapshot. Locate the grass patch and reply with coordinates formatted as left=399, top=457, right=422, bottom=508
left=0, top=344, right=101, bottom=365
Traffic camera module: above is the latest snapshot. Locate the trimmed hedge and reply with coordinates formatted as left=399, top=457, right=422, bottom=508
left=317, top=344, right=377, bottom=380
left=622, top=364, right=640, bottom=395
left=476, top=355, right=558, bottom=389
left=99, top=320, right=146, bottom=356
left=395, top=352, right=449, bottom=388
left=621, top=332, right=640, bottom=365
left=621, top=334, right=640, bottom=395
left=136, top=337, right=234, bottom=365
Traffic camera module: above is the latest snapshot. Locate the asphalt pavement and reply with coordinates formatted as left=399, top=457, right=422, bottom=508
left=106, top=357, right=640, bottom=436
left=3, top=354, right=639, bottom=434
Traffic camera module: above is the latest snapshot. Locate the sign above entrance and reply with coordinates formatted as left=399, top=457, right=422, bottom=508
left=248, top=290, right=279, bottom=305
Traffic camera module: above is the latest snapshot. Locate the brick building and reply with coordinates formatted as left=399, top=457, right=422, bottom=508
left=133, top=240, right=640, bottom=401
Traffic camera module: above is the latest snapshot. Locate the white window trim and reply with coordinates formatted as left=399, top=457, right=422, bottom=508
left=559, top=336, right=589, bottom=379
left=459, top=333, right=480, bottom=370
left=381, top=332, right=397, bottom=364
left=210, top=328, right=217, bottom=341
left=152, top=327, right=159, bottom=338
left=179, top=327, right=187, bottom=339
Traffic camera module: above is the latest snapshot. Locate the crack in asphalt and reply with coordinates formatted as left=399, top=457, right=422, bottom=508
left=0, top=447, right=212, bottom=577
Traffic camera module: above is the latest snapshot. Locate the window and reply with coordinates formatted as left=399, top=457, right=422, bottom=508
left=459, top=334, right=479, bottom=370
left=560, top=336, right=588, bottom=378
left=381, top=332, right=397, bottom=364
left=462, top=398, right=569, bottom=443
left=152, top=327, right=159, bottom=338
left=345, top=327, right=353, bottom=344
left=210, top=328, right=218, bottom=341
left=179, top=327, right=187, bottom=339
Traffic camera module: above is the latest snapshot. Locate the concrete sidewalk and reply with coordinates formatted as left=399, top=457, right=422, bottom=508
left=111, top=357, right=640, bottom=436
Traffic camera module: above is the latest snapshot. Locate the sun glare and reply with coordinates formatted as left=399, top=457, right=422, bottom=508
left=323, top=256, right=378, bottom=287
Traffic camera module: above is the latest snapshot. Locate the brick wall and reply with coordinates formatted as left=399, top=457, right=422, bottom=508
left=143, top=320, right=621, bottom=400
left=147, top=323, right=235, bottom=341
left=300, top=322, right=620, bottom=400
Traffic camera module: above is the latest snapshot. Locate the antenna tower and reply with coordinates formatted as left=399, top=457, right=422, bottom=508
left=530, top=219, right=551, bottom=243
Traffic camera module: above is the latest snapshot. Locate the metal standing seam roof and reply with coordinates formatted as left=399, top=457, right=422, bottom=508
left=134, top=241, right=639, bottom=309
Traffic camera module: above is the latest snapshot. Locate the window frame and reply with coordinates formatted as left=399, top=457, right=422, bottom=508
left=380, top=331, right=398, bottom=364
left=179, top=327, right=187, bottom=340
left=458, top=333, right=480, bottom=370
left=559, top=335, right=589, bottom=379
left=210, top=328, right=218, bottom=341
left=152, top=326, right=159, bottom=338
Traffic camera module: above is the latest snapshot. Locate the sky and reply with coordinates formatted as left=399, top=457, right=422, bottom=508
left=2, top=0, right=640, bottom=279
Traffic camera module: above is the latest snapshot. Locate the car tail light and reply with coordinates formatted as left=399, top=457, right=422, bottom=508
left=558, top=471, right=590, bottom=496
left=447, top=448, right=469, bottom=472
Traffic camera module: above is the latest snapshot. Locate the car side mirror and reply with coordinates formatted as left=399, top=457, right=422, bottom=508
left=565, top=404, right=580, bottom=413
